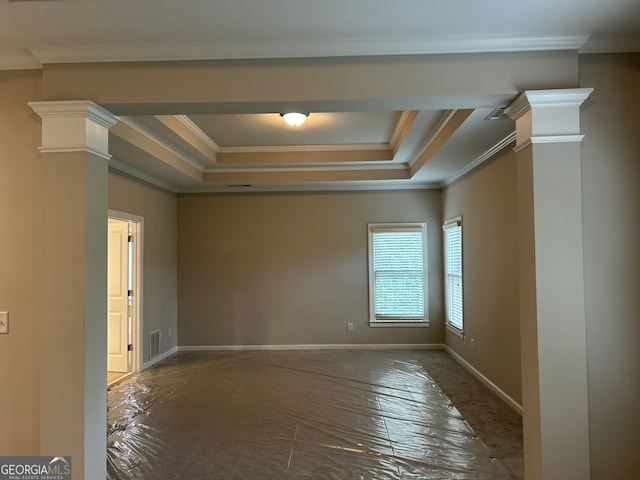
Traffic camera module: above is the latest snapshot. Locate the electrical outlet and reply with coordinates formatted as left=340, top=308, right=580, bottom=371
left=0, top=312, right=8, bottom=334
left=470, top=338, right=475, bottom=350
left=168, top=327, right=172, bottom=337
left=347, top=322, right=354, bottom=332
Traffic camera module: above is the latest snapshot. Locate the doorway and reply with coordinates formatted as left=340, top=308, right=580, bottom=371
left=107, top=211, right=143, bottom=386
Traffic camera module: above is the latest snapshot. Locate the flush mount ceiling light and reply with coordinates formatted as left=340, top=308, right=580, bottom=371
left=280, top=112, right=308, bottom=127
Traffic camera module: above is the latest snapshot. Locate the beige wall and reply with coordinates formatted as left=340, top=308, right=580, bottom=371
left=580, top=53, right=640, bottom=479
left=0, top=70, right=43, bottom=454
left=442, top=149, right=521, bottom=404
left=440, top=53, right=640, bottom=476
left=108, top=171, right=178, bottom=361
left=2, top=52, right=636, bottom=478
left=178, top=190, right=443, bottom=347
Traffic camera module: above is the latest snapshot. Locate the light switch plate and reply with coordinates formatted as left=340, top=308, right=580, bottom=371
left=0, top=312, right=8, bottom=334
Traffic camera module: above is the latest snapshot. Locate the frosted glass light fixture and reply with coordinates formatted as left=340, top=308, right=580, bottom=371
left=280, top=112, right=308, bottom=127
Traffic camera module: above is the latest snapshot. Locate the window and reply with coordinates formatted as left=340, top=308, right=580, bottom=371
left=368, top=223, right=428, bottom=326
left=443, top=217, right=463, bottom=333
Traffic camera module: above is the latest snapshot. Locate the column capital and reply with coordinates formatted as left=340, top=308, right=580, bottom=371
left=29, top=100, right=117, bottom=159
left=505, top=88, right=593, bottom=151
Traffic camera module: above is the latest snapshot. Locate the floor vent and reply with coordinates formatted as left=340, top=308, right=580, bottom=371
left=149, top=330, right=161, bottom=359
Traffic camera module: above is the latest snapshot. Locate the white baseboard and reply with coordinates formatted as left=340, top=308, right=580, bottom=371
left=179, top=343, right=445, bottom=352
left=107, top=371, right=134, bottom=388
left=142, top=345, right=178, bottom=370
left=444, top=345, right=523, bottom=415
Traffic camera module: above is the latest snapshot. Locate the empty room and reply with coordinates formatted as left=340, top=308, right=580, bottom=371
left=0, top=2, right=639, bottom=480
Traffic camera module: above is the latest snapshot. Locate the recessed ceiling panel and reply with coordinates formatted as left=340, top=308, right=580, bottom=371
left=188, top=112, right=401, bottom=147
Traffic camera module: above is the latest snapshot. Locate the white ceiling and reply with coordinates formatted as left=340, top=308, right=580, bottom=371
left=2, top=0, right=638, bottom=192
left=2, top=0, right=639, bottom=65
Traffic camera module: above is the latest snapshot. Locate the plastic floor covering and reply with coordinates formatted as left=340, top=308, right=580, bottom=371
left=107, top=350, right=509, bottom=479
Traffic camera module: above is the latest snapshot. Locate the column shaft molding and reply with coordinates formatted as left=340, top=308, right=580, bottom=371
left=507, top=87, right=593, bottom=480
left=29, top=100, right=118, bottom=160
left=33, top=99, right=115, bottom=480
left=505, top=88, right=593, bottom=152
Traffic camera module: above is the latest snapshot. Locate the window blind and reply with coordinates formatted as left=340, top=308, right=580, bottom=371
left=443, top=221, right=463, bottom=331
left=372, top=228, right=425, bottom=320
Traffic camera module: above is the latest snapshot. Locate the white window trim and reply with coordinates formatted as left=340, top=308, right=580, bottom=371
left=443, top=216, right=464, bottom=336
left=367, top=222, right=429, bottom=327
left=446, top=322, right=464, bottom=338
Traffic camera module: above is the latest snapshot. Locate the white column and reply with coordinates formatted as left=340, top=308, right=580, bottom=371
left=30, top=101, right=117, bottom=480
left=506, top=89, right=592, bottom=480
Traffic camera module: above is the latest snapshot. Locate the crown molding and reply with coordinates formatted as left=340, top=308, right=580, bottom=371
left=202, top=159, right=412, bottom=184
left=28, top=34, right=589, bottom=65
left=0, top=51, right=40, bottom=70
left=413, top=109, right=458, bottom=162
left=178, top=180, right=440, bottom=194
left=153, top=115, right=218, bottom=168
left=389, top=110, right=417, bottom=148
left=174, top=115, right=220, bottom=152
left=390, top=110, right=419, bottom=158
left=8, top=33, right=640, bottom=69
left=442, top=131, right=516, bottom=187
left=110, top=156, right=439, bottom=194
left=109, top=158, right=179, bottom=193
left=205, top=163, right=408, bottom=174
left=580, top=35, right=640, bottom=53
left=115, top=116, right=205, bottom=172
left=409, top=109, right=474, bottom=177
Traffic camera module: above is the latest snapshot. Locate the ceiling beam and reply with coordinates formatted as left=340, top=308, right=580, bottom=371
left=409, top=109, right=474, bottom=177
left=390, top=110, right=419, bottom=156
left=42, top=52, right=578, bottom=113
left=441, top=131, right=516, bottom=187
left=111, top=116, right=204, bottom=183
left=155, top=115, right=219, bottom=166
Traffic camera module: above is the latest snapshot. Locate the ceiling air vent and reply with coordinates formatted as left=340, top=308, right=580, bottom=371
left=484, top=107, right=509, bottom=121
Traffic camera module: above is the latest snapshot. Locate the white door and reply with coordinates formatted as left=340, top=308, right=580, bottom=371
left=108, top=220, right=129, bottom=372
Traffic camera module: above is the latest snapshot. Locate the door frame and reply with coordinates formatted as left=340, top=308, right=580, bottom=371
left=108, top=209, right=144, bottom=373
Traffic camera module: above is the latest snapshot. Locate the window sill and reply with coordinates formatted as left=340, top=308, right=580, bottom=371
left=446, top=323, right=464, bottom=338
left=370, top=321, right=430, bottom=328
